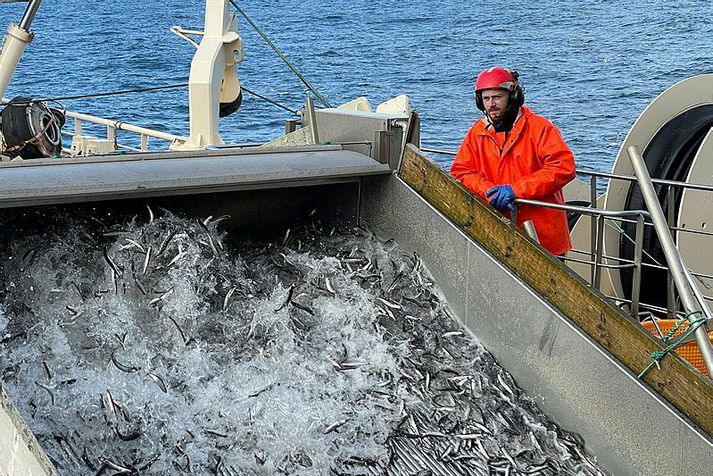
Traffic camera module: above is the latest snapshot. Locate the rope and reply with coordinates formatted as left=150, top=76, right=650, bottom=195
left=4, top=82, right=297, bottom=116
left=5, top=83, right=190, bottom=106
left=638, top=310, right=708, bottom=378
left=241, top=86, right=298, bottom=115
left=605, top=220, right=665, bottom=267
left=228, top=0, right=333, bottom=108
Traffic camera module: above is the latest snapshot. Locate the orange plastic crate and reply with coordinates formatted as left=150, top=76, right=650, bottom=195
left=642, top=319, right=713, bottom=374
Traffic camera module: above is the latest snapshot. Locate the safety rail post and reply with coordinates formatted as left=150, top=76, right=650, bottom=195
left=628, top=145, right=713, bottom=377
left=631, top=213, right=645, bottom=317
left=140, top=134, right=148, bottom=152
left=590, top=176, right=598, bottom=285
left=74, top=117, right=82, bottom=137
left=523, top=220, right=540, bottom=243
left=593, top=214, right=605, bottom=290
left=666, top=187, right=676, bottom=318
left=106, top=125, right=116, bottom=147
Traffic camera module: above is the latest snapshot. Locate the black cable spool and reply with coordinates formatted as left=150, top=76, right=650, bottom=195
left=0, top=96, right=65, bottom=159
left=620, top=105, right=713, bottom=312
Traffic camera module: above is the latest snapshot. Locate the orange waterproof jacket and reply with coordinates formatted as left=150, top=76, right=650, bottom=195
left=450, top=106, right=576, bottom=255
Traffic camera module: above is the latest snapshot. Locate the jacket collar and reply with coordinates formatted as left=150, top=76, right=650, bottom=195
left=477, top=106, right=532, bottom=136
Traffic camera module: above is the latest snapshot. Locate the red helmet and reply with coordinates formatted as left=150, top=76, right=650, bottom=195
left=474, top=66, right=524, bottom=113
left=475, top=66, right=517, bottom=92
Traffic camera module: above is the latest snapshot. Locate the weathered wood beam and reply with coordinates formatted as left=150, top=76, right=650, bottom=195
left=399, top=143, right=713, bottom=436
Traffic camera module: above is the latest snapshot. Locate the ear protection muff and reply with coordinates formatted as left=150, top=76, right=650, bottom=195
left=475, top=90, right=485, bottom=112
left=508, top=70, right=525, bottom=110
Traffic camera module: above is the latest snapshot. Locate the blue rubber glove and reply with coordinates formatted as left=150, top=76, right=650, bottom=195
left=486, top=185, right=516, bottom=212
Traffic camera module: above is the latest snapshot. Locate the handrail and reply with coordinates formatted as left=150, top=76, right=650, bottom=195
left=421, top=145, right=713, bottom=193
left=514, top=198, right=650, bottom=219
left=66, top=111, right=186, bottom=144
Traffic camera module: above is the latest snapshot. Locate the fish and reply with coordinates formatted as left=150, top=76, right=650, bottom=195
left=377, top=297, right=402, bottom=310
left=123, top=238, right=146, bottom=253
left=147, top=372, right=168, bottom=393
left=142, top=246, right=152, bottom=274
left=223, top=286, right=237, bottom=312
left=42, top=361, right=53, bottom=380
left=102, top=247, right=123, bottom=278
left=157, top=230, right=177, bottom=256
left=291, top=299, right=314, bottom=315
left=324, top=276, right=336, bottom=295
left=274, top=284, right=295, bottom=312
left=166, top=315, right=187, bottom=343
left=323, top=418, right=349, bottom=434
left=34, top=382, right=55, bottom=405
left=149, top=287, right=174, bottom=306
left=166, top=245, right=186, bottom=268
left=111, top=352, right=141, bottom=373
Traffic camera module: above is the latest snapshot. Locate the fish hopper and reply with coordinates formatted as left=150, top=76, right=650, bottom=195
left=0, top=1, right=711, bottom=475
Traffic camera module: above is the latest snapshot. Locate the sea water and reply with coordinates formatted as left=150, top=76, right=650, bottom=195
left=2, top=0, right=713, bottom=171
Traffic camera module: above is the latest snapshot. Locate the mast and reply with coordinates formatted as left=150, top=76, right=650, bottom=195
left=0, top=0, right=43, bottom=100
left=173, top=0, right=243, bottom=150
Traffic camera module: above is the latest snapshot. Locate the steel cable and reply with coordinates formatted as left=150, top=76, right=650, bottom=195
left=229, top=0, right=333, bottom=108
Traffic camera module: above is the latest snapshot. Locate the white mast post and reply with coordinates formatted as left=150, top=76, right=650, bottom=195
left=173, top=0, right=243, bottom=150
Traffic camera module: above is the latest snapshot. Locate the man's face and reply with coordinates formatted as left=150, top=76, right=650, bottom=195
left=481, top=88, right=509, bottom=122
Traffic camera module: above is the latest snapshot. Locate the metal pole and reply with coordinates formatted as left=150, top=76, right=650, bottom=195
left=590, top=176, right=598, bottom=285
left=523, top=220, right=540, bottom=243
left=19, top=0, right=43, bottom=31
left=666, top=187, right=676, bottom=318
left=305, top=96, right=319, bottom=145
left=593, top=215, right=605, bottom=290
left=628, top=145, right=713, bottom=376
left=631, top=214, right=645, bottom=318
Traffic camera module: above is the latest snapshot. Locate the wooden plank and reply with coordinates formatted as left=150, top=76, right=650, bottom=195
left=399, top=144, right=713, bottom=436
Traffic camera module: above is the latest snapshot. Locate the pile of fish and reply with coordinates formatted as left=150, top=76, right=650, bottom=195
left=0, top=207, right=606, bottom=475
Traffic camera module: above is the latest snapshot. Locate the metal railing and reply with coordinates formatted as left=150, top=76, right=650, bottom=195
left=421, top=145, right=713, bottom=374
left=63, top=111, right=187, bottom=153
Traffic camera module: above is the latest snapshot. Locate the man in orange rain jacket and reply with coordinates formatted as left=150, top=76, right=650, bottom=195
left=450, top=66, right=576, bottom=256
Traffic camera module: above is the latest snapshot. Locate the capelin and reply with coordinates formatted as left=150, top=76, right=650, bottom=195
left=378, top=297, right=402, bottom=310
left=324, top=276, right=336, bottom=295
left=149, top=287, right=174, bottom=307
left=111, top=352, right=141, bottom=373
left=102, top=247, right=123, bottom=278
left=222, top=286, right=237, bottom=312
left=35, top=381, right=55, bottom=405
left=123, top=238, right=146, bottom=253
left=323, top=418, right=349, bottom=434
left=290, top=299, right=314, bottom=316
left=147, top=372, right=168, bottom=393
left=141, top=246, right=152, bottom=275
left=274, top=284, right=295, bottom=312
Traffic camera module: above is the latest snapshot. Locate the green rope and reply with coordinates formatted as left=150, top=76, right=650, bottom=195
left=638, top=311, right=708, bottom=378
left=229, top=0, right=333, bottom=108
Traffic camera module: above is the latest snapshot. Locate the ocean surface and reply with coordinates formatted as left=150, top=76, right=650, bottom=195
left=3, top=0, right=713, bottom=170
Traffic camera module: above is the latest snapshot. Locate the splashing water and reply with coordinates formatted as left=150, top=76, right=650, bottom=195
left=0, top=208, right=605, bottom=475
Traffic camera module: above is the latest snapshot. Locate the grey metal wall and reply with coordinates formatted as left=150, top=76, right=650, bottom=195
left=0, top=385, right=57, bottom=476
left=360, top=173, right=713, bottom=476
